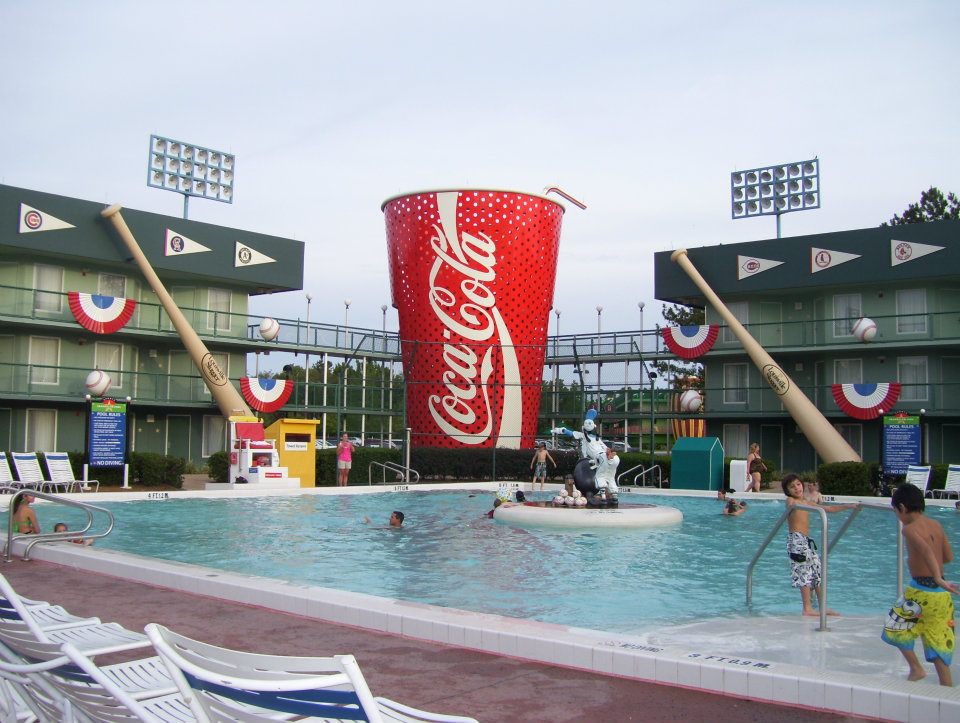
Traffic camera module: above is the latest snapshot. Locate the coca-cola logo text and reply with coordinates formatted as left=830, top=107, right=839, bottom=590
left=425, top=192, right=521, bottom=444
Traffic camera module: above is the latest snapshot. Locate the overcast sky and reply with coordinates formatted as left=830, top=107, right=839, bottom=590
left=2, top=1, right=958, bottom=356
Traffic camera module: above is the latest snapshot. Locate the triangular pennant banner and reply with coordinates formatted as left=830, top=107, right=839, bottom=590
left=165, top=229, right=211, bottom=256
left=240, top=376, right=294, bottom=413
left=235, top=242, right=275, bottom=267
left=68, top=292, right=137, bottom=334
left=737, top=255, right=784, bottom=280
left=831, top=382, right=901, bottom=420
left=891, top=239, right=944, bottom=266
left=19, top=203, right=75, bottom=233
left=662, top=325, right=719, bottom=359
left=811, top=248, right=861, bottom=274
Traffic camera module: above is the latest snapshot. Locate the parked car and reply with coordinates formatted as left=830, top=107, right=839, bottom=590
left=611, top=441, right=632, bottom=453
left=315, top=439, right=335, bottom=450
left=364, top=440, right=401, bottom=449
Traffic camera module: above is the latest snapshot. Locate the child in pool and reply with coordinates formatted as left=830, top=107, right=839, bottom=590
left=53, top=522, right=93, bottom=545
left=723, top=499, right=747, bottom=516
left=782, top=473, right=857, bottom=616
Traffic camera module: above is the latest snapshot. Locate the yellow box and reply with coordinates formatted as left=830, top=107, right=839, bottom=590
left=264, top=418, right=322, bottom=487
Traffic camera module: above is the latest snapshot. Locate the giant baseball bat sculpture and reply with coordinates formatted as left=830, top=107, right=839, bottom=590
left=101, top=204, right=253, bottom=419
left=671, top=249, right=859, bottom=463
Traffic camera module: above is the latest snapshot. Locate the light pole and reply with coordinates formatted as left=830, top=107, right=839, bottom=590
left=381, top=304, right=388, bottom=443
left=147, top=135, right=236, bottom=220
left=342, top=300, right=351, bottom=416
left=596, top=305, right=603, bottom=408
left=648, top=370, right=658, bottom=468
left=552, top=308, right=560, bottom=428
left=381, top=304, right=388, bottom=352
left=304, top=294, right=312, bottom=409
left=731, top=158, right=820, bottom=239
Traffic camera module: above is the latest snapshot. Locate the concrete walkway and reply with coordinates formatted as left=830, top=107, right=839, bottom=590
left=1, top=561, right=868, bottom=722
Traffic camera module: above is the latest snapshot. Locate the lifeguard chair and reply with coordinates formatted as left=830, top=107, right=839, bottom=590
left=210, top=418, right=300, bottom=490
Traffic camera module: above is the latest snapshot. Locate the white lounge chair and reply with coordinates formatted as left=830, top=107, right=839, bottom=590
left=932, top=464, right=960, bottom=499
left=0, top=641, right=191, bottom=723
left=0, top=453, right=17, bottom=494
left=9, top=453, right=67, bottom=494
left=44, top=452, right=98, bottom=492
left=904, top=464, right=932, bottom=497
left=0, top=628, right=177, bottom=702
left=0, top=574, right=148, bottom=656
left=147, top=623, right=479, bottom=723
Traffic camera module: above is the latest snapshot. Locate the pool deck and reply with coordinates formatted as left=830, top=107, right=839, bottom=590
left=6, top=483, right=960, bottom=722
left=2, top=560, right=864, bottom=723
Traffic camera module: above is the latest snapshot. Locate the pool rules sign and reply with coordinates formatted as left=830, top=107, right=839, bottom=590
left=87, top=399, right=128, bottom=468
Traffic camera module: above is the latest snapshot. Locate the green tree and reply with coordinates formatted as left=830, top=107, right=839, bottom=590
left=656, top=303, right=705, bottom=390
left=883, top=187, right=960, bottom=226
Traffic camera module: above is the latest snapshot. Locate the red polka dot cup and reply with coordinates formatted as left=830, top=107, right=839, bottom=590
left=382, top=189, right=567, bottom=449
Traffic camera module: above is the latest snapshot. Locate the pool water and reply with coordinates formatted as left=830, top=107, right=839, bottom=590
left=70, top=492, right=960, bottom=633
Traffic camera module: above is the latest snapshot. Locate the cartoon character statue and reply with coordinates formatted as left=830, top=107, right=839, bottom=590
left=552, top=409, right=621, bottom=506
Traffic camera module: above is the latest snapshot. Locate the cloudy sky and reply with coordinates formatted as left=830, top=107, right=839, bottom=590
left=2, top=1, right=957, bottom=357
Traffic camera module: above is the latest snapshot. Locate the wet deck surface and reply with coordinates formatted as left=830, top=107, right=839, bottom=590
left=1, top=560, right=868, bottom=722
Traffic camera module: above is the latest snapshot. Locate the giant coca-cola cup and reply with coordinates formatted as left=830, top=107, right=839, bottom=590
left=382, top=189, right=566, bottom=449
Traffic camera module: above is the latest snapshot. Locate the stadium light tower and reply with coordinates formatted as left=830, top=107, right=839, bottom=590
left=147, top=134, right=236, bottom=219
left=731, top=158, right=819, bottom=238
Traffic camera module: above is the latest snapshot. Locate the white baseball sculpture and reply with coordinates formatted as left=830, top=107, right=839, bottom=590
left=679, top=389, right=702, bottom=413
left=851, top=317, right=877, bottom=342
left=259, top=317, right=281, bottom=341
left=85, top=370, right=112, bottom=397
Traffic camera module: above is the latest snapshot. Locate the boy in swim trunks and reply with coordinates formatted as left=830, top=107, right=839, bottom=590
left=882, top=483, right=958, bottom=686
left=530, top=443, right=556, bottom=492
left=782, top=473, right=857, bottom=616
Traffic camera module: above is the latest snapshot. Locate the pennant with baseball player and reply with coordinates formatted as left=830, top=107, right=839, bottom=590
left=68, top=292, right=137, bottom=334
left=240, top=376, right=294, bottom=413
left=831, top=383, right=901, bottom=420
left=662, top=325, right=719, bottom=359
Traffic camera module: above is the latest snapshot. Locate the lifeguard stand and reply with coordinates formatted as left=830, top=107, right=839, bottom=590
left=207, top=417, right=300, bottom=490
left=264, top=418, right=322, bottom=488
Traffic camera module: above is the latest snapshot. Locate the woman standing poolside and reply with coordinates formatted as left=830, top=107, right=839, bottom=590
left=746, top=443, right=765, bottom=492
left=336, top=433, right=355, bottom=487
left=11, top=493, right=39, bottom=534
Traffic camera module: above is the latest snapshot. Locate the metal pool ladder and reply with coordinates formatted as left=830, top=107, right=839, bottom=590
left=617, top=463, right=663, bottom=488
left=745, top=501, right=902, bottom=631
left=368, top=461, right=420, bottom=486
left=4, top=489, right=115, bottom=562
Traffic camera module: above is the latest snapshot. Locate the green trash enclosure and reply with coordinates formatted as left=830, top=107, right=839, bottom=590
left=671, top=436, right=724, bottom=490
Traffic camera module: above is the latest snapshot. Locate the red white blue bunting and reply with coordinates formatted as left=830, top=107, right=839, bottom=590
left=661, top=325, right=719, bottom=359
left=68, top=292, right=137, bottom=334
left=240, top=377, right=294, bottom=413
left=831, top=383, right=901, bottom=420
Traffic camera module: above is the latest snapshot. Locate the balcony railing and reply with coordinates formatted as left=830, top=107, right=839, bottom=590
left=0, top=284, right=401, bottom=357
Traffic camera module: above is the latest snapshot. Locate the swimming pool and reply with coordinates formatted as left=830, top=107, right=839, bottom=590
left=62, top=490, right=958, bottom=634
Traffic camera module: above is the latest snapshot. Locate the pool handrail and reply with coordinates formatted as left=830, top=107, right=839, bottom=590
left=616, top=463, right=662, bottom=488
left=368, top=461, right=420, bottom=486
left=745, top=500, right=901, bottom=632
left=4, top=489, right=115, bottom=562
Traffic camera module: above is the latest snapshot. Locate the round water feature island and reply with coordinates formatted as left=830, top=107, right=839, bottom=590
left=493, top=501, right=683, bottom=529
